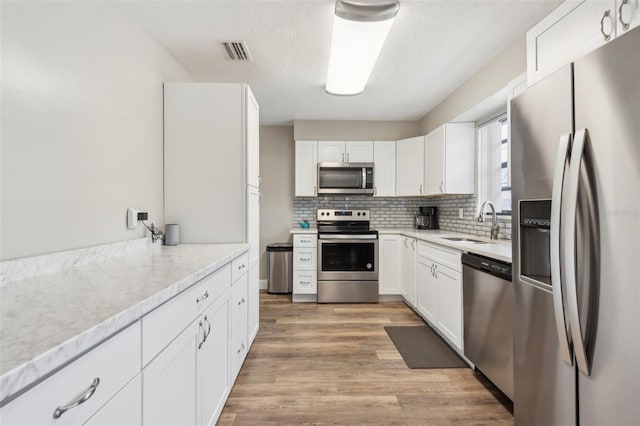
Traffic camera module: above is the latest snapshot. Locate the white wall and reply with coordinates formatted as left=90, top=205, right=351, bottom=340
left=419, top=36, right=526, bottom=134
left=259, top=126, right=294, bottom=280
left=294, top=120, right=421, bottom=141
left=1, top=2, right=192, bottom=260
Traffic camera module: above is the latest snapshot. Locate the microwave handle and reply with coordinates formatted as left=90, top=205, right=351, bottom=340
left=362, top=168, right=366, bottom=189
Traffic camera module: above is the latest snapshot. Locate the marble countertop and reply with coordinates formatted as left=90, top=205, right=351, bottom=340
left=0, top=243, right=248, bottom=403
left=289, top=227, right=511, bottom=263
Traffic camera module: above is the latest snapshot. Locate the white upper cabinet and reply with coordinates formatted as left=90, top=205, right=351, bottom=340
left=317, top=141, right=374, bottom=163
left=527, top=0, right=639, bottom=85
left=423, top=123, right=475, bottom=196
left=345, top=141, right=374, bottom=162
left=295, top=140, right=318, bottom=197
left=373, top=141, right=396, bottom=197
left=317, top=141, right=346, bottom=162
left=396, top=136, right=425, bottom=196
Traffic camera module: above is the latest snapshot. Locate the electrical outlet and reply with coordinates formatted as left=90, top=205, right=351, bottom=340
left=458, top=208, right=464, bottom=219
left=127, top=208, right=139, bottom=229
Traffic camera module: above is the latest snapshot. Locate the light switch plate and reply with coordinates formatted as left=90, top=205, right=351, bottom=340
left=127, top=208, right=139, bottom=229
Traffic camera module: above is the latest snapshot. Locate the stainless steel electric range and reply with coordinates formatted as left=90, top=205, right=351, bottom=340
left=316, top=209, right=378, bottom=303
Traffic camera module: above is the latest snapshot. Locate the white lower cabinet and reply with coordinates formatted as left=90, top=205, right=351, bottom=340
left=417, top=257, right=438, bottom=323
left=400, top=236, right=417, bottom=307
left=379, top=234, right=402, bottom=295
left=143, top=320, right=198, bottom=426
left=230, top=273, right=249, bottom=381
left=198, top=293, right=230, bottom=426
left=416, top=241, right=463, bottom=351
left=248, top=258, right=260, bottom=345
left=0, top=323, right=141, bottom=426
left=292, top=233, right=318, bottom=300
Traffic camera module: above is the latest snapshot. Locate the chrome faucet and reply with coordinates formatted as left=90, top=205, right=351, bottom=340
left=478, top=201, right=500, bottom=240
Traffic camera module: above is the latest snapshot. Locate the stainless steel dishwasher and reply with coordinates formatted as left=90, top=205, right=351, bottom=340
left=462, top=252, right=513, bottom=400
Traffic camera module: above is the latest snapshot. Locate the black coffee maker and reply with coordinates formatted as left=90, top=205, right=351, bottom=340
left=414, top=206, right=438, bottom=229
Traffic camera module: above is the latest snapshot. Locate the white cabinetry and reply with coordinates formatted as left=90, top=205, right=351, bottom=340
left=527, top=0, right=640, bottom=85
left=423, top=123, right=474, bottom=196
left=318, top=141, right=374, bottom=163
left=416, top=242, right=463, bottom=350
left=295, top=140, right=318, bottom=197
left=379, top=234, right=402, bottom=295
left=373, top=141, right=396, bottom=197
left=85, top=375, right=142, bottom=426
left=400, top=236, right=417, bottom=307
left=1, top=324, right=141, bottom=426
left=396, top=136, right=425, bottom=196
left=292, top=233, right=317, bottom=300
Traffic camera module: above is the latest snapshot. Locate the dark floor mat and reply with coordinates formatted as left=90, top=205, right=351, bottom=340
left=385, top=325, right=468, bottom=369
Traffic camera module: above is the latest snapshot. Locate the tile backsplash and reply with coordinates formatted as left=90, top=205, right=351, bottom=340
left=293, top=194, right=511, bottom=240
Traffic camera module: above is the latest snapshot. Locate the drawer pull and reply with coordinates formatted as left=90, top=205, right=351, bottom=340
left=53, top=378, right=100, bottom=419
left=600, top=9, right=612, bottom=41
left=237, top=297, right=246, bottom=306
left=237, top=343, right=245, bottom=354
left=196, top=291, right=209, bottom=303
left=203, top=315, right=211, bottom=340
left=237, top=263, right=246, bottom=270
left=300, top=281, right=311, bottom=285
left=300, top=239, right=310, bottom=243
left=300, top=258, right=311, bottom=262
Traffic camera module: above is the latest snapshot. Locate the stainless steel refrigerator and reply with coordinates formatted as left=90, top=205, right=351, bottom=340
left=510, top=27, right=640, bottom=426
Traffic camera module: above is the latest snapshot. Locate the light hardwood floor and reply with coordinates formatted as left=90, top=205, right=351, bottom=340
left=219, top=292, right=512, bottom=425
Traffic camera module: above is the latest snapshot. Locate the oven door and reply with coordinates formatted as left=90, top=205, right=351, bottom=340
left=317, top=238, right=379, bottom=281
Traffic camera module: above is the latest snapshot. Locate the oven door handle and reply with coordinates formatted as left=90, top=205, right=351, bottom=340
left=319, top=237, right=378, bottom=243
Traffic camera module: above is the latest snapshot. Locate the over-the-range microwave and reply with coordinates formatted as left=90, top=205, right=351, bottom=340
left=317, top=162, right=374, bottom=195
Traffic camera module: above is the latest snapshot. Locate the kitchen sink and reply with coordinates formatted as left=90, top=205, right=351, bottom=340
left=440, top=237, right=490, bottom=244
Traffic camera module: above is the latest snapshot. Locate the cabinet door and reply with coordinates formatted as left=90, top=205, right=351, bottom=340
left=85, top=375, right=142, bottom=426
left=345, top=141, right=374, bottom=162
left=396, top=136, right=425, bottom=196
left=442, top=122, right=475, bottom=194
left=230, top=274, right=249, bottom=381
left=198, top=292, right=230, bottom=426
left=400, top=237, right=417, bottom=307
left=317, top=141, right=345, bottom=162
left=247, top=186, right=260, bottom=262
left=246, top=86, right=260, bottom=189
left=293, top=247, right=316, bottom=271
left=527, top=0, right=617, bottom=85
left=424, top=125, right=445, bottom=195
left=617, top=0, right=640, bottom=35
left=293, top=270, right=317, bottom=294
left=295, top=140, right=318, bottom=196
left=373, top=141, right=396, bottom=196
left=247, top=257, right=260, bottom=345
left=143, top=321, right=197, bottom=426
left=417, top=257, right=438, bottom=323
left=436, top=263, right=462, bottom=350
left=379, top=234, right=401, bottom=295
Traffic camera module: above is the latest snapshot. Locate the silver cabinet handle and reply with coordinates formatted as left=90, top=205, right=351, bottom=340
left=374, top=186, right=377, bottom=196
left=403, top=238, right=408, bottom=248
left=347, top=152, right=350, bottom=162
left=237, top=297, right=246, bottom=306
left=196, top=291, right=209, bottom=303
left=300, top=257, right=311, bottom=262
left=619, top=0, right=631, bottom=30
left=53, top=378, right=100, bottom=418
left=342, top=152, right=345, bottom=162
left=238, top=263, right=246, bottom=270
left=313, top=186, right=317, bottom=196
left=550, top=132, right=574, bottom=366
left=300, top=281, right=310, bottom=285
left=203, top=315, right=211, bottom=340
left=237, top=343, right=245, bottom=354
left=563, top=128, right=591, bottom=376
left=419, top=184, right=423, bottom=195
left=411, top=239, right=415, bottom=250
left=600, top=9, right=612, bottom=41
left=439, top=181, right=443, bottom=192
left=300, top=239, right=310, bottom=243
left=198, top=320, right=206, bottom=349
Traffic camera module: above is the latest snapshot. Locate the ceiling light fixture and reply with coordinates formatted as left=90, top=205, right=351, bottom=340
left=325, top=0, right=400, bottom=96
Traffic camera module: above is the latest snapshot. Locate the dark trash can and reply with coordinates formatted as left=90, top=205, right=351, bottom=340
left=266, top=243, right=293, bottom=294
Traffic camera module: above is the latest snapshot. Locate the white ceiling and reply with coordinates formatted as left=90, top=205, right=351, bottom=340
left=125, top=0, right=561, bottom=125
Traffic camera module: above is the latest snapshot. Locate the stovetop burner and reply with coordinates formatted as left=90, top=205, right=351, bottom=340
left=317, top=209, right=377, bottom=239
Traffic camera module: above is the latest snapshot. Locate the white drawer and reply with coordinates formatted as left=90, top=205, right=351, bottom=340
left=142, top=264, right=231, bottom=366
left=293, top=234, right=317, bottom=247
left=293, top=270, right=317, bottom=294
left=1, top=323, right=141, bottom=426
left=231, top=252, right=249, bottom=282
left=417, top=241, right=462, bottom=272
left=293, top=247, right=316, bottom=271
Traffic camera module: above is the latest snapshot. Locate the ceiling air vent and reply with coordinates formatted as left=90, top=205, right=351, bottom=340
left=222, top=41, right=252, bottom=62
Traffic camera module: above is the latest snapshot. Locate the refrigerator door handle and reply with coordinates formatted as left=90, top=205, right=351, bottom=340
left=550, top=132, right=573, bottom=366
left=563, top=128, right=591, bottom=376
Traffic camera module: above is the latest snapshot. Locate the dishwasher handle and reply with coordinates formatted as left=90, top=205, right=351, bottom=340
left=461, top=253, right=512, bottom=281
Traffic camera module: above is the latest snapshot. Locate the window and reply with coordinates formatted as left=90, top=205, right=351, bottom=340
left=477, top=113, right=511, bottom=215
